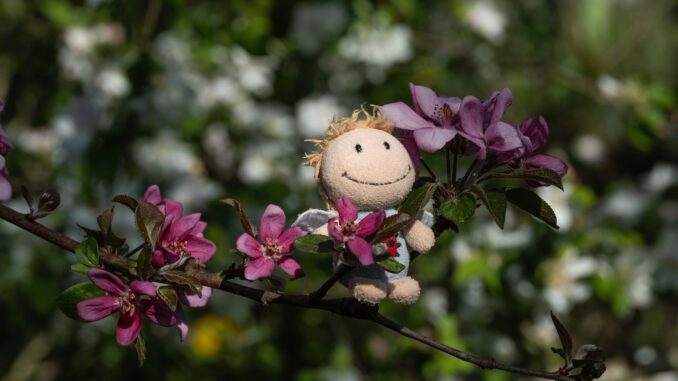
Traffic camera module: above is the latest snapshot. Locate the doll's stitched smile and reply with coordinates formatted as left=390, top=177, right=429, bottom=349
left=342, top=165, right=412, bottom=186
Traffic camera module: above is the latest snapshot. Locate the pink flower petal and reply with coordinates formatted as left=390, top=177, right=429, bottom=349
left=116, top=311, right=142, bottom=346
left=138, top=299, right=175, bottom=326
left=347, top=237, right=374, bottom=266
left=486, top=121, right=523, bottom=153
left=178, top=286, right=212, bottom=307
left=327, top=218, right=344, bottom=242
left=174, top=306, right=189, bottom=341
left=277, top=256, right=305, bottom=279
left=413, top=127, right=457, bottom=153
left=236, top=233, right=263, bottom=258
left=143, top=185, right=162, bottom=205
left=277, top=227, right=306, bottom=252
left=486, top=88, right=513, bottom=127
left=185, top=235, right=217, bottom=264
left=410, top=84, right=440, bottom=121
left=336, top=196, right=357, bottom=222
left=525, top=154, right=568, bottom=178
left=259, top=204, right=286, bottom=241
left=130, top=280, right=157, bottom=297
left=382, top=102, right=434, bottom=131
left=169, top=213, right=201, bottom=240
left=0, top=175, right=11, bottom=203
left=459, top=96, right=485, bottom=139
left=244, top=256, right=275, bottom=281
left=191, top=221, right=208, bottom=235
left=396, top=130, right=421, bottom=175
left=88, top=269, right=127, bottom=295
left=77, top=296, right=120, bottom=321
left=164, top=199, right=184, bottom=221
left=356, top=209, right=385, bottom=237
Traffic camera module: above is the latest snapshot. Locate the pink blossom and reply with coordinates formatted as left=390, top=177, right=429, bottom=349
left=76, top=269, right=158, bottom=346
left=143, top=185, right=216, bottom=268
left=142, top=185, right=215, bottom=338
left=383, top=83, right=461, bottom=152
left=328, top=196, right=385, bottom=266
left=236, top=204, right=306, bottom=281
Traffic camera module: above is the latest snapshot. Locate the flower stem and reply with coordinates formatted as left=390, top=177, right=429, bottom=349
left=419, top=157, right=437, bottom=180
left=452, top=139, right=459, bottom=184
left=446, top=144, right=452, bottom=185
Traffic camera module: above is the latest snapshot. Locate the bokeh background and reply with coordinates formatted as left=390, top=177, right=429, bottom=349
left=1, top=1, right=677, bottom=380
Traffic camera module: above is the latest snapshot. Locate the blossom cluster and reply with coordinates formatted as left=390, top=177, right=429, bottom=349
left=76, top=185, right=216, bottom=346
left=0, top=98, right=12, bottom=202
left=383, top=83, right=567, bottom=180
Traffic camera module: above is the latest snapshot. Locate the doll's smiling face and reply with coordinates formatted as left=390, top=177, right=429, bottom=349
left=320, top=128, right=415, bottom=210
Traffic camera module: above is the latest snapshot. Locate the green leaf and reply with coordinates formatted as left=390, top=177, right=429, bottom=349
left=162, top=271, right=202, bottom=296
left=483, top=168, right=563, bottom=190
left=112, top=194, right=139, bottom=211
left=293, top=234, right=334, bottom=254
left=93, top=206, right=126, bottom=249
left=551, top=311, right=573, bottom=361
left=157, top=286, right=178, bottom=312
left=56, top=283, right=105, bottom=321
left=439, top=193, right=476, bottom=224
left=220, top=198, right=257, bottom=237
left=470, top=186, right=507, bottom=229
left=375, top=255, right=406, bottom=273
left=70, top=264, right=91, bottom=275
left=399, top=183, right=437, bottom=218
left=75, top=237, right=99, bottom=268
left=135, top=335, right=146, bottom=367
left=137, top=246, right=153, bottom=280
left=371, top=213, right=411, bottom=243
left=506, top=188, right=558, bottom=229
left=134, top=201, right=165, bottom=248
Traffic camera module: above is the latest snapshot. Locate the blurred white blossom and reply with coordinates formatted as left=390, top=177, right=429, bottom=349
left=572, top=134, right=606, bottom=165
left=292, top=1, right=347, bottom=54
left=465, top=1, right=507, bottom=44
left=296, top=95, right=346, bottom=137
left=643, top=162, right=678, bottom=194
left=134, top=132, right=204, bottom=177
left=541, top=246, right=597, bottom=313
left=203, top=123, right=235, bottom=174
left=339, top=22, right=413, bottom=68
left=95, top=67, right=130, bottom=99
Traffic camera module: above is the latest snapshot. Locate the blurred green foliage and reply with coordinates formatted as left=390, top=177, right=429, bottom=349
left=1, top=0, right=677, bottom=380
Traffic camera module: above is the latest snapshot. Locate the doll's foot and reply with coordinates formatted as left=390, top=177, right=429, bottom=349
left=387, top=276, right=420, bottom=304
left=349, top=277, right=387, bottom=305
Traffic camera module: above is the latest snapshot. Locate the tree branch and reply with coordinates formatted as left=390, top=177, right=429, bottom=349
left=0, top=203, right=573, bottom=380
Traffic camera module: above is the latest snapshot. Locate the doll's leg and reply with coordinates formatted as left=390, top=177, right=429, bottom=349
left=348, top=277, right=388, bottom=305
left=387, top=276, right=420, bottom=304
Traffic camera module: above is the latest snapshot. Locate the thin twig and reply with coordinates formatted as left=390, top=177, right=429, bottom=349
left=446, top=145, right=451, bottom=184
left=125, top=242, right=147, bottom=258
left=452, top=140, right=459, bottom=184
left=419, top=157, right=437, bottom=180
left=459, top=158, right=479, bottom=189
left=309, top=264, right=352, bottom=302
left=0, top=203, right=574, bottom=381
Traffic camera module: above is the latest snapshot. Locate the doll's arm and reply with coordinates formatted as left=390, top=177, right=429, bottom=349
left=403, top=220, right=435, bottom=253
left=313, top=223, right=329, bottom=236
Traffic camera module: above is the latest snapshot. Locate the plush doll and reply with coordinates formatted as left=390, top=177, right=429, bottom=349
left=299, top=107, right=435, bottom=305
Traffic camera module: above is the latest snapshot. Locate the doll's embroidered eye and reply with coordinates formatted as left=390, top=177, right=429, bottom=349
left=384, top=141, right=390, bottom=150
left=355, top=144, right=362, bottom=153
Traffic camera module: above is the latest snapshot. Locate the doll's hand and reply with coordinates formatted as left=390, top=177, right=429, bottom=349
left=404, top=220, right=435, bottom=253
